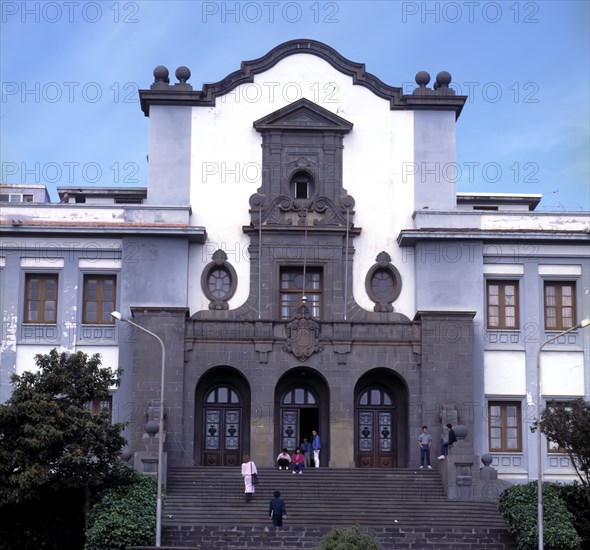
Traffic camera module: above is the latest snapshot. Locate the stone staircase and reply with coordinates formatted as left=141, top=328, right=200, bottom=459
left=159, top=467, right=515, bottom=549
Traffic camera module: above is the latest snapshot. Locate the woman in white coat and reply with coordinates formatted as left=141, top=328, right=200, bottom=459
left=241, top=454, right=257, bottom=502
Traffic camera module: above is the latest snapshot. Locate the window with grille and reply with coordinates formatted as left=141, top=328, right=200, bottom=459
left=83, top=275, right=116, bottom=324
left=24, top=274, right=58, bottom=323
left=279, top=267, right=322, bottom=319
left=487, top=280, right=519, bottom=329
left=488, top=401, right=521, bottom=452
left=544, top=282, right=576, bottom=330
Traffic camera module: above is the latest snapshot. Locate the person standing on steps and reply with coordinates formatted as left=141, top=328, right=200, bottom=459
left=269, top=490, right=287, bottom=528
left=300, top=437, right=311, bottom=468
left=312, top=430, right=321, bottom=468
left=241, top=454, right=257, bottom=502
left=418, top=425, right=432, bottom=469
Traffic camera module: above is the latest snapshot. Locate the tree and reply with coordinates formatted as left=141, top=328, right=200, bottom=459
left=0, top=349, right=126, bottom=506
left=541, top=399, right=590, bottom=506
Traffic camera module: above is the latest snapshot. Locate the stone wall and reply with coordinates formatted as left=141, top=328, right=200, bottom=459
left=129, top=524, right=516, bottom=549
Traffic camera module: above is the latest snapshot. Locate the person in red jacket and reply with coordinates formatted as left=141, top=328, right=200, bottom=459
left=291, top=447, right=304, bottom=474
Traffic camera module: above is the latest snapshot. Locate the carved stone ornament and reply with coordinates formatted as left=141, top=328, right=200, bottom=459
left=282, top=303, right=324, bottom=361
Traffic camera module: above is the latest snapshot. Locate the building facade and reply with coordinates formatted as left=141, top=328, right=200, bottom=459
left=1, top=40, right=588, bottom=486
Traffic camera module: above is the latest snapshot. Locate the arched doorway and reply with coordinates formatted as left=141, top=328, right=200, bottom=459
left=275, top=368, right=329, bottom=465
left=354, top=369, right=408, bottom=468
left=195, top=367, right=250, bottom=467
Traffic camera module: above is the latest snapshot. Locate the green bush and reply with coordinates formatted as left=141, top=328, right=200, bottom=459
left=556, top=482, right=590, bottom=550
left=315, top=524, right=382, bottom=550
left=498, top=482, right=581, bottom=550
left=84, top=472, right=157, bottom=550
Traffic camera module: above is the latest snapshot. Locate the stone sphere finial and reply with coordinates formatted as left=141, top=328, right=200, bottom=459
left=435, top=71, right=452, bottom=88
left=175, top=66, right=191, bottom=84
left=481, top=453, right=493, bottom=467
left=415, top=71, right=431, bottom=87
left=454, top=424, right=468, bottom=440
left=153, top=65, right=169, bottom=84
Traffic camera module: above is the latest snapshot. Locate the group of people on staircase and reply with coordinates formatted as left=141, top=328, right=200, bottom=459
left=276, top=429, right=321, bottom=472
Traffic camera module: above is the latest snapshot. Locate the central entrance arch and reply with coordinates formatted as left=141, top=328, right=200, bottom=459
left=275, top=368, right=329, bottom=466
left=354, top=368, right=409, bottom=468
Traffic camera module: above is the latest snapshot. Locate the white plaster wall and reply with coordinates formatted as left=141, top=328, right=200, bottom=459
left=188, top=53, right=416, bottom=317
left=540, top=351, right=585, bottom=396
left=484, top=350, right=526, bottom=395
left=16, top=345, right=57, bottom=375
left=15, top=345, right=119, bottom=375
left=76, top=346, right=119, bottom=372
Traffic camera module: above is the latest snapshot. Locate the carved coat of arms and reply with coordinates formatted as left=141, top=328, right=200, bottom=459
left=282, top=304, right=324, bottom=361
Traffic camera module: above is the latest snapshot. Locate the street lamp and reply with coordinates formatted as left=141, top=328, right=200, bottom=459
left=112, top=311, right=166, bottom=548
left=536, top=317, right=590, bottom=550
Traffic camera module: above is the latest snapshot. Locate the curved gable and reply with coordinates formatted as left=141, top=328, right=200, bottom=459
left=139, top=39, right=466, bottom=118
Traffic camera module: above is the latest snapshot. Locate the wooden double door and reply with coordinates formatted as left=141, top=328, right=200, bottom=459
left=357, top=387, right=396, bottom=468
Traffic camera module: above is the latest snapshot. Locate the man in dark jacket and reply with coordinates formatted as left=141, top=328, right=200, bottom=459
left=438, top=423, right=458, bottom=460
left=269, top=491, right=287, bottom=527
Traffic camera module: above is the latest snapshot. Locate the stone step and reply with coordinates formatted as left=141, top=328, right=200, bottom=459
left=163, top=467, right=507, bottom=529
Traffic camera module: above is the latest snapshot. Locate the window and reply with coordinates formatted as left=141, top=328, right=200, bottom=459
left=201, top=250, right=237, bottom=310
left=487, top=280, right=519, bottom=329
left=488, top=401, right=522, bottom=452
left=85, top=396, right=112, bottom=421
left=282, top=387, right=317, bottom=405
left=280, top=267, right=322, bottom=319
left=365, top=252, right=402, bottom=312
left=290, top=171, right=314, bottom=200
left=205, top=386, right=240, bottom=404
left=83, top=275, right=116, bottom=324
left=371, top=269, right=396, bottom=303
left=544, top=282, right=576, bottom=330
left=24, top=274, right=58, bottom=323
left=358, top=388, right=393, bottom=406
left=546, top=401, right=572, bottom=453
left=1, top=193, right=33, bottom=203
left=207, top=267, right=232, bottom=299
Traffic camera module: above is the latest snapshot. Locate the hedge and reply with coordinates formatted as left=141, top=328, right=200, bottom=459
left=498, top=481, right=580, bottom=550
left=84, top=472, right=157, bottom=550
left=315, top=524, right=382, bottom=550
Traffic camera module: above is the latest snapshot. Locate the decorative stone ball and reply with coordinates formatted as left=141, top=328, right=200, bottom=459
left=176, top=66, right=191, bottom=83
left=120, top=447, right=132, bottom=461
left=436, top=71, right=452, bottom=88
left=415, top=71, right=431, bottom=87
left=481, top=453, right=493, bottom=467
left=454, top=424, right=468, bottom=440
left=145, top=419, right=159, bottom=437
left=153, top=65, right=169, bottom=82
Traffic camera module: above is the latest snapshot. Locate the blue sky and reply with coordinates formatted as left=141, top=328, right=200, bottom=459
left=1, top=0, right=589, bottom=210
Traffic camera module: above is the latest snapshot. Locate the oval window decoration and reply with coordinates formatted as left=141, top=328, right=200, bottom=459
left=365, top=251, right=402, bottom=312
left=201, top=249, right=237, bottom=310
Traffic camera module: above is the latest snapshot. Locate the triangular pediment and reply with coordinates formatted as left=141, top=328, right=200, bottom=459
left=253, top=98, right=353, bottom=133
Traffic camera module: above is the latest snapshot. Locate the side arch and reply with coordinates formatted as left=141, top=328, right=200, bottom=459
left=354, top=368, right=409, bottom=468
left=194, top=366, right=251, bottom=467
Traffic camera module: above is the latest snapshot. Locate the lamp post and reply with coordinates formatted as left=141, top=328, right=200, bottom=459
left=535, top=317, right=590, bottom=550
left=112, top=311, right=166, bottom=548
